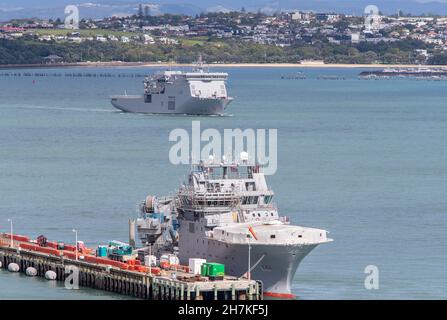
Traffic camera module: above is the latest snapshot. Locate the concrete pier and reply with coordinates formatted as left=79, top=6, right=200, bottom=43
left=0, top=245, right=262, bottom=300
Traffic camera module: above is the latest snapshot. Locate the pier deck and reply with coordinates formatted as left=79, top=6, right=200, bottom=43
left=0, top=235, right=262, bottom=300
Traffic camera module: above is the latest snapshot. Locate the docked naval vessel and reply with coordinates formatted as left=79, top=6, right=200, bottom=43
left=111, top=58, right=233, bottom=115
left=135, top=155, right=332, bottom=298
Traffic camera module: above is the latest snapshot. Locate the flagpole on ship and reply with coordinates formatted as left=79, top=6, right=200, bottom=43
left=247, top=226, right=257, bottom=282
left=248, top=236, right=251, bottom=281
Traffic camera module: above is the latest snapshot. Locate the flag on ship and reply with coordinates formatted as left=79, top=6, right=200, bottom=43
left=248, top=226, right=258, bottom=240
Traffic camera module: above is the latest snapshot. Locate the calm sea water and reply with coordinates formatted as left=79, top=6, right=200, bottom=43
left=0, top=66, right=446, bottom=300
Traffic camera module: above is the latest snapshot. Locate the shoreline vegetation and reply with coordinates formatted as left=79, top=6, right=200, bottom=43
left=1, top=61, right=447, bottom=70
left=2, top=35, right=447, bottom=69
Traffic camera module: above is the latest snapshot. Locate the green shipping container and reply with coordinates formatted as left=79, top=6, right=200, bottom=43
left=207, top=263, right=225, bottom=277
left=201, top=263, right=209, bottom=276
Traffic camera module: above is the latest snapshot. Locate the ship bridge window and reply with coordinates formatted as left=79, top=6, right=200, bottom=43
left=270, top=235, right=276, bottom=239
left=245, top=182, right=256, bottom=191
left=264, top=195, right=273, bottom=204
left=243, top=196, right=258, bottom=205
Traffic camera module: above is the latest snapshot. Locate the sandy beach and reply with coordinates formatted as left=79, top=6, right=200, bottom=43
left=1, top=61, right=447, bottom=69
left=143, top=62, right=447, bottom=69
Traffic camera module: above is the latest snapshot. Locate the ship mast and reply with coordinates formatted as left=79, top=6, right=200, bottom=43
left=193, top=54, right=207, bottom=73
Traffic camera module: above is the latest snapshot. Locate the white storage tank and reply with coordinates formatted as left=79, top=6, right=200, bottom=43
left=189, top=258, right=207, bottom=275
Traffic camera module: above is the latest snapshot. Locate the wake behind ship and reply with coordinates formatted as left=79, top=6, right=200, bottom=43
left=111, top=58, right=233, bottom=115
left=135, top=155, right=333, bottom=298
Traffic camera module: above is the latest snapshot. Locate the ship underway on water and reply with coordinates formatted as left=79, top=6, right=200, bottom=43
left=111, top=57, right=233, bottom=115
left=135, top=154, right=332, bottom=298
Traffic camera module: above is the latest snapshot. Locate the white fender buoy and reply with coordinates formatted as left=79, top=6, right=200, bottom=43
left=45, top=270, right=57, bottom=281
left=26, top=267, right=38, bottom=277
left=8, top=263, right=20, bottom=272
left=0, top=261, right=2, bottom=268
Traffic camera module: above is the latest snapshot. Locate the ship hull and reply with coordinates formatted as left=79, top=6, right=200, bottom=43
left=111, top=95, right=232, bottom=115
left=178, top=238, right=319, bottom=298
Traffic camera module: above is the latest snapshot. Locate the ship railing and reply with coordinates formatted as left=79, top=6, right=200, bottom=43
left=279, top=216, right=290, bottom=224
left=204, top=172, right=251, bottom=179
left=186, top=74, right=228, bottom=80
left=183, top=207, right=233, bottom=213
left=179, top=187, right=240, bottom=197
left=256, top=203, right=278, bottom=211
left=178, top=191, right=240, bottom=210
left=184, top=200, right=238, bottom=209
left=180, top=200, right=240, bottom=210
left=212, top=231, right=313, bottom=245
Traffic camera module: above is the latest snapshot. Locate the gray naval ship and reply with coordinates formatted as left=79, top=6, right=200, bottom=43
left=111, top=58, right=233, bottom=115
left=135, top=155, right=332, bottom=299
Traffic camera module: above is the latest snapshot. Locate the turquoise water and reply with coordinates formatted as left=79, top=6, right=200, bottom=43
left=0, top=67, right=446, bottom=299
